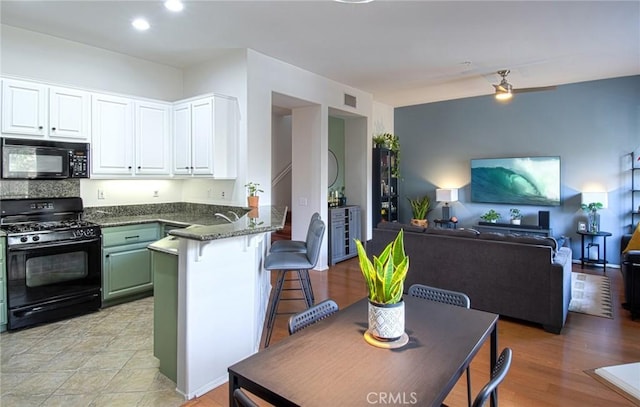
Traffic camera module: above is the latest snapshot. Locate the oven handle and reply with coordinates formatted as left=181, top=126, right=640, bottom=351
left=8, top=237, right=101, bottom=251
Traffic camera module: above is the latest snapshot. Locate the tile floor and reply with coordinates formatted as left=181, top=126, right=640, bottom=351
left=0, top=297, right=185, bottom=407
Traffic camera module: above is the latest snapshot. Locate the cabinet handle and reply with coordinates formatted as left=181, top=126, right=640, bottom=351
left=125, top=235, right=140, bottom=239
left=38, top=126, right=43, bottom=130
left=51, top=127, right=56, bottom=131
left=137, top=166, right=141, bottom=169
left=105, top=254, right=110, bottom=258
left=128, top=166, right=132, bottom=170
left=185, top=166, right=189, bottom=169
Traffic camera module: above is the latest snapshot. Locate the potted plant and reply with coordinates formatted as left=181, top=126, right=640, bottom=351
left=581, top=201, right=604, bottom=232
left=244, top=182, right=263, bottom=208
left=407, top=195, right=431, bottom=227
left=480, top=209, right=501, bottom=223
left=509, top=208, right=522, bottom=225
left=355, top=230, right=409, bottom=344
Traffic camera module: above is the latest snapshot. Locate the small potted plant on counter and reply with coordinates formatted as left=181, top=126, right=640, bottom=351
left=480, top=209, right=501, bottom=223
left=509, top=208, right=522, bottom=225
left=244, top=182, right=263, bottom=208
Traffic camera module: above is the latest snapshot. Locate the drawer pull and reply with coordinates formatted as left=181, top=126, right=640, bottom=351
left=125, top=235, right=140, bottom=239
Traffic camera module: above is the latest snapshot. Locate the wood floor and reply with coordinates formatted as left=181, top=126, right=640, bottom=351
left=183, top=259, right=640, bottom=407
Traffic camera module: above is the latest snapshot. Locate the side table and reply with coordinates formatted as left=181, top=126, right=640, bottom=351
left=577, top=230, right=612, bottom=273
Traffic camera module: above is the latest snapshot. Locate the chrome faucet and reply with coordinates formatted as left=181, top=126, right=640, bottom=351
left=227, top=211, right=240, bottom=221
left=214, top=213, right=234, bottom=223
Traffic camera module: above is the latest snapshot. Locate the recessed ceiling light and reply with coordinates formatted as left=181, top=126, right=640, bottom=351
left=132, top=18, right=150, bottom=31
left=164, top=0, right=184, bottom=12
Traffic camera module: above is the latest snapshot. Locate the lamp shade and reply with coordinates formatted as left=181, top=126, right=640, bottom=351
left=581, top=191, right=608, bottom=209
left=436, top=188, right=459, bottom=203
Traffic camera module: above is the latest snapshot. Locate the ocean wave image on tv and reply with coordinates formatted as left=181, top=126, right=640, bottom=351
left=471, top=157, right=561, bottom=206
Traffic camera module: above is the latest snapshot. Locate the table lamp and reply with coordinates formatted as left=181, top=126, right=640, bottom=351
left=436, top=188, right=459, bottom=220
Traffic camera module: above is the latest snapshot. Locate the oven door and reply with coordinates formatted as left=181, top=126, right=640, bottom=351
left=6, top=237, right=102, bottom=330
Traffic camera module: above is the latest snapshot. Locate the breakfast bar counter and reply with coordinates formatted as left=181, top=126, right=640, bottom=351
left=144, top=205, right=287, bottom=400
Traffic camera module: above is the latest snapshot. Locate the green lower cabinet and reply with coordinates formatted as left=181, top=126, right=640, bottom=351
left=102, top=224, right=160, bottom=306
left=152, top=250, right=178, bottom=382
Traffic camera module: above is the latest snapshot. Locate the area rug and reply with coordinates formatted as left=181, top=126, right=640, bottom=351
left=585, top=362, right=640, bottom=405
left=568, top=272, right=613, bottom=319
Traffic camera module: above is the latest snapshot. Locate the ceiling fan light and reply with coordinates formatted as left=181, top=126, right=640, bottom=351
left=495, top=88, right=512, bottom=101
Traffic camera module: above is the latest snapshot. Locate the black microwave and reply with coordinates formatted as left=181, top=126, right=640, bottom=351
left=1, top=138, right=90, bottom=179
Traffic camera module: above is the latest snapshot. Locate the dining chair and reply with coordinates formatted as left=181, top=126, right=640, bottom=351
left=471, top=348, right=513, bottom=407
left=270, top=212, right=321, bottom=253
left=263, top=217, right=326, bottom=347
left=408, top=283, right=473, bottom=407
left=233, top=388, right=259, bottom=407
left=288, top=298, right=339, bottom=334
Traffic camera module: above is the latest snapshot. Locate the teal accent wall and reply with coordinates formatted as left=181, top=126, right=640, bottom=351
left=329, top=116, right=345, bottom=193
left=395, top=75, right=640, bottom=263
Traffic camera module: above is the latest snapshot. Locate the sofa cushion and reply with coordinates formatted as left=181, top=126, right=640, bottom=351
left=505, top=235, right=557, bottom=252
left=376, top=222, right=425, bottom=233
left=424, top=228, right=479, bottom=238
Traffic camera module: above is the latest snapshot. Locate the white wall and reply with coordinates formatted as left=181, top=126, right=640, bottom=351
left=81, top=179, right=182, bottom=207
left=271, top=114, right=293, bottom=208
left=182, top=50, right=249, bottom=204
left=246, top=49, right=375, bottom=269
left=373, top=101, right=394, bottom=135
left=0, top=25, right=183, bottom=101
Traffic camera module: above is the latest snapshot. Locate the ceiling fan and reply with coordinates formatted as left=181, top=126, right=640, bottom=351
left=493, top=69, right=557, bottom=101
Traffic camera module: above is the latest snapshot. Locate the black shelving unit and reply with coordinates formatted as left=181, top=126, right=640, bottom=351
left=372, top=147, right=398, bottom=225
left=632, top=151, right=640, bottom=230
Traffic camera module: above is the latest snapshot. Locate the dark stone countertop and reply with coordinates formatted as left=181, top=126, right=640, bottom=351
left=86, top=205, right=288, bottom=242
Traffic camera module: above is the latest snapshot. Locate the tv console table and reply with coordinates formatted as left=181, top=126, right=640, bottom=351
left=475, top=222, right=553, bottom=237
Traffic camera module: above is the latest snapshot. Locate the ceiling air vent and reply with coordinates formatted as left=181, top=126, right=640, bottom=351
left=344, top=93, right=357, bottom=108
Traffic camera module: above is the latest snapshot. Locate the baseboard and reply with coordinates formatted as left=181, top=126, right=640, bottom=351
left=571, top=259, right=620, bottom=269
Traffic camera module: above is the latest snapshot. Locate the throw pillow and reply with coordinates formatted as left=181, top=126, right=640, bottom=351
left=623, top=222, right=640, bottom=253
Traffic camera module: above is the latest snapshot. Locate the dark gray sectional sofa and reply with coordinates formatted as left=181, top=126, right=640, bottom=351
left=367, top=222, right=573, bottom=334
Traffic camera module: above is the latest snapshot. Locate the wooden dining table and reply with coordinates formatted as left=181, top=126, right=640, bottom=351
left=228, top=295, right=499, bottom=407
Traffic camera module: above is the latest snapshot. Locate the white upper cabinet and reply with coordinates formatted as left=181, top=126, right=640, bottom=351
left=172, top=95, right=238, bottom=178
left=92, top=93, right=172, bottom=177
left=91, top=93, right=134, bottom=175
left=191, top=98, right=215, bottom=175
left=135, top=101, right=171, bottom=175
left=48, top=86, right=91, bottom=140
left=1, top=79, right=90, bottom=141
left=173, top=102, right=193, bottom=175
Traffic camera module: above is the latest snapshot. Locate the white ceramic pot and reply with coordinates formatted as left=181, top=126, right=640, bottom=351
left=511, top=219, right=521, bottom=225
left=368, top=300, right=405, bottom=341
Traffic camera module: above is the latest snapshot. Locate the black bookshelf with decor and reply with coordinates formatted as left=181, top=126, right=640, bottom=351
left=372, top=147, right=398, bottom=225
left=631, top=151, right=640, bottom=230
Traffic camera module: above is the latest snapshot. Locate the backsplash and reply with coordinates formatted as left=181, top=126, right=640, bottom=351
left=0, top=179, right=80, bottom=199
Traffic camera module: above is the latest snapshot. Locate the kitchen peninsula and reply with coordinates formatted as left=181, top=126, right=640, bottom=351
left=88, top=204, right=287, bottom=400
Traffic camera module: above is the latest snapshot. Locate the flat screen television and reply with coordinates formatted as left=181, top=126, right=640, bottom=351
left=471, top=156, right=561, bottom=206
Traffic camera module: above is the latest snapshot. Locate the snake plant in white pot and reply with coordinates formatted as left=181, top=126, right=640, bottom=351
left=355, top=229, right=409, bottom=344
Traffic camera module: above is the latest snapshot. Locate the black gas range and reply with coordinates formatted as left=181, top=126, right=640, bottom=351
left=0, top=197, right=102, bottom=330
